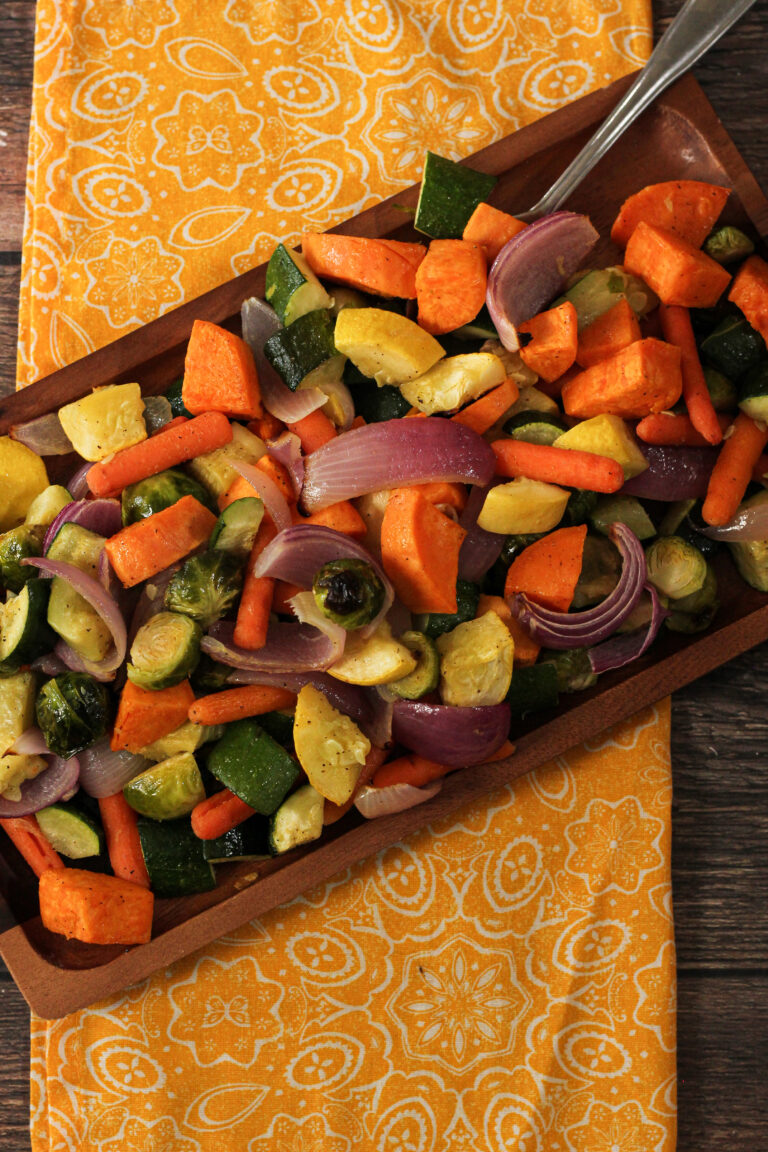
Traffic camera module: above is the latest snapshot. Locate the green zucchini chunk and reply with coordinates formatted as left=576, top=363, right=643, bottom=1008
left=35, top=803, right=102, bottom=859
left=503, top=409, right=568, bottom=446
left=266, top=243, right=333, bottom=325
left=209, top=497, right=265, bottom=558
left=420, top=580, right=480, bottom=639
left=264, top=309, right=341, bottom=391
left=137, top=816, right=216, bottom=897
left=414, top=151, right=497, bottom=240
left=738, top=361, right=768, bottom=423
left=505, top=663, right=559, bottom=718
left=0, top=580, right=56, bottom=673
left=389, top=631, right=440, bottom=700
left=203, top=816, right=272, bottom=863
left=268, top=784, right=324, bottom=855
left=207, top=718, right=300, bottom=815
left=700, top=316, right=766, bottom=380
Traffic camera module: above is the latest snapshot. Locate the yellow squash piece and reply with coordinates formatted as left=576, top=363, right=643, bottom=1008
left=400, top=352, right=506, bottom=414
left=0, top=671, right=46, bottom=801
left=186, top=422, right=267, bottom=498
left=137, top=720, right=224, bottom=762
left=328, top=621, right=417, bottom=686
left=478, top=478, right=570, bottom=534
left=334, top=307, right=444, bottom=386
left=0, top=437, right=49, bottom=532
left=437, top=611, right=514, bottom=707
left=25, top=485, right=72, bottom=527
left=293, top=684, right=371, bottom=805
left=553, top=413, right=649, bottom=479
left=58, top=383, right=147, bottom=463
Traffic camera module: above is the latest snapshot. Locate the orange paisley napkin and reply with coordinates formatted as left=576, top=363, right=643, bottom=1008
left=18, top=3, right=675, bottom=1150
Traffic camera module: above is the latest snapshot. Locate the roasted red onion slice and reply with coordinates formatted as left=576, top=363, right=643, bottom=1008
left=0, top=753, right=80, bottom=818
left=143, top=396, right=173, bottom=434
left=288, top=590, right=347, bottom=655
left=7, top=728, right=49, bottom=756
left=67, top=461, right=92, bottom=498
left=508, top=523, right=646, bottom=649
left=253, top=523, right=393, bottom=636
left=23, top=557, right=127, bottom=677
left=78, top=739, right=151, bottom=798
left=302, top=418, right=496, bottom=512
left=392, top=700, right=510, bottom=767
left=486, top=211, right=599, bottom=350
left=229, top=458, right=292, bottom=531
left=588, top=584, right=668, bottom=674
left=267, top=431, right=305, bottom=497
left=620, top=445, right=717, bottom=501
left=10, top=412, right=74, bottom=456
left=241, top=297, right=326, bottom=423
left=354, top=779, right=443, bottom=818
left=458, top=483, right=505, bottom=582
left=42, top=498, right=121, bottom=553
left=202, top=619, right=344, bottom=673
left=698, top=501, right=768, bottom=541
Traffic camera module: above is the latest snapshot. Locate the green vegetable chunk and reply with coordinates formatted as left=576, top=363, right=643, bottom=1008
left=164, top=551, right=243, bottom=630
left=265, top=243, right=333, bottom=325
left=728, top=491, right=768, bottom=591
left=121, top=468, right=214, bottom=526
left=738, top=361, right=768, bottom=423
left=35, top=803, right=102, bottom=859
left=264, top=308, right=342, bottom=392
left=704, top=367, right=737, bottom=412
left=312, top=558, right=385, bottom=630
left=137, top=816, right=216, bottom=897
left=36, top=672, right=110, bottom=759
left=123, top=752, right=206, bottom=820
left=209, top=497, right=264, bottom=558
left=665, top=564, right=719, bottom=634
left=163, top=377, right=192, bottom=419
left=389, top=631, right=440, bottom=700
left=345, top=362, right=412, bottom=423
left=0, top=580, right=56, bottom=674
left=415, top=151, right=497, bottom=240
left=269, top=784, right=324, bottom=855
left=0, top=525, right=46, bottom=592
left=503, top=409, right=568, bottom=445
left=207, top=719, right=300, bottom=815
left=128, top=611, right=202, bottom=691
left=420, top=580, right=480, bottom=639
left=540, top=648, right=598, bottom=694
left=590, top=496, right=656, bottom=541
left=700, top=316, right=766, bottom=380
left=646, top=536, right=708, bottom=601
left=704, top=225, right=755, bottom=265
left=563, top=266, right=657, bottom=330
left=505, top=663, right=559, bottom=718
left=203, top=816, right=271, bottom=863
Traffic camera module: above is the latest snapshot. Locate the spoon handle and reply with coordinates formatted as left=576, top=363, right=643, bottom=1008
left=524, top=0, right=758, bottom=219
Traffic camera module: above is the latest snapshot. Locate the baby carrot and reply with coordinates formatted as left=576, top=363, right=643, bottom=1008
left=702, top=412, right=768, bottom=526
left=636, top=411, right=732, bottom=447
left=233, top=518, right=278, bottom=650
left=189, top=685, right=296, bottom=726
left=659, top=304, right=723, bottom=445
left=98, top=793, right=151, bottom=889
left=88, top=410, right=232, bottom=498
left=191, top=789, right=256, bottom=840
left=0, top=816, right=65, bottom=878
left=372, top=754, right=452, bottom=790
left=492, top=439, right=624, bottom=493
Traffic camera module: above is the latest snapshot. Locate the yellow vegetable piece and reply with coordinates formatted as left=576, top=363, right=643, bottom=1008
left=293, top=684, right=370, bottom=805
left=186, top=422, right=266, bottom=497
left=553, top=413, right=649, bottom=479
left=401, top=352, right=506, bottom=415
left=0, top=437, right=49, bottom=532
left=138, top=720, right=223, bottom=762
left=354, top=489, right=390, bottom=557
left=328, top=621, right=417, bottom=686
left=334, top=307, right=444, bottom=386
left=437, top=612, right=514, bottom=707
left=25, top=485, right=72, bottom=527
left=0, top=671, right=46, bottom=801
left=58, top=384, right=147, bottom=463
left=477, top=478, right=570, bottom=534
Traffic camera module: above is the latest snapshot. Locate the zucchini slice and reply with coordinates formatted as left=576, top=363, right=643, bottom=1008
left=137, top=816, right=216, bottom=897
left=738, top=361, right=768, bottom=422
left=35, top=803, right=102, bottom=859
left=266, top=243, right=333, bottom=325
left=268, top=784, right=324, bottom=855
left=700, top=316, right=765, bottom=380
left=504, top=409, right=568, bottom=445
left=264, top=309, right=342, bottom=391
left=589, top=495, right=656, bottom=541
left=505, top=663, right=559, bottom=718
left=415, top=151, right=497, bottom=239
left=388, top=631, right=439, bottom=699
left=209, top=496, right=265, bottom=557
left=420, top=580, right=480, bottom=640
left=203, top=816, right=271, bottom=863
left=0, top=580, right=56, bottom=673
left=207, top=718, right=300, bottom=815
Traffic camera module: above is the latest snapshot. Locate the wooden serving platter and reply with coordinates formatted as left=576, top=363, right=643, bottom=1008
left=2, top=71, right=767, bottom=1019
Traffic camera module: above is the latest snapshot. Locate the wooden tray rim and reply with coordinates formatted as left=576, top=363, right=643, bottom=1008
left=2, top=71, right=768, bottom=1018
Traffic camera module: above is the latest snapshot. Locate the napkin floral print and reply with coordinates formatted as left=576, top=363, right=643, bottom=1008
left=30, top=702, right=675, bottom=1152
left=17, top=0, right=650, bottom=386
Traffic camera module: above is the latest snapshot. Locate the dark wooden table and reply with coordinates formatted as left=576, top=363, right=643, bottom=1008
left=1, top=2, right=768, bottom=1147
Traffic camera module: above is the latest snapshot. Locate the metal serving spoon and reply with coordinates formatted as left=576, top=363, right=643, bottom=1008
left=522, top=0, right=759, bottom=220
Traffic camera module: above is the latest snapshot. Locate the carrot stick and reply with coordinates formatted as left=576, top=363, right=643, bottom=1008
left=0, top=816, right=65, bottom=878
left=323, top=745, right=387, bottom=825
left=233, top=517, right=278, bottom=650
left=98, top=793, right=151, bottom=889
left=88, top=410, right=232, bottom=498
left=492, top=438, right=624, bottom=493
left=415, top=239, right=487, bottom=335
left=636, top=411, right=732, bottom=448
left=702, top=412, right=768, bottom=526
left=182, top=319, right=263, bottom=420
left=372, top=754, right=452, bottom=790
left=451, top=377, right=519, bottom=435
left=104, top=494, right=217, bottom=588
left=659, top=304, right=723, bottom=445
left=287, top=409, right=338, bottom=454
left=189, top=685, right=296, bottom=726
left=191, top=788, right=256, bottom=840
left=111, top=679, right=195, bottom=754
left=38, top=868, right=154, bottom=945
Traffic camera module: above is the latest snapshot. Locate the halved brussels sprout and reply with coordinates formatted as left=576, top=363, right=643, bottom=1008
left=121, top=468, right=214, bottom=526
left=0, top=525, right=46, bottom=593
left=164, top=551, right=244, bottom=630
left=312, top=558, right=385, bottom=630
left=665, top=564, right=719, bottom=634
left=704, top=225, right=754, bottom=265
left=128, top=611, right=202, bottom=691
left=728, top=491, right=768, bottom=591
left=540, top=648, right=598, bottom=694
left=36, top=672, right=111, bottom=759
left=646, top=536, right=708, bottom=600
